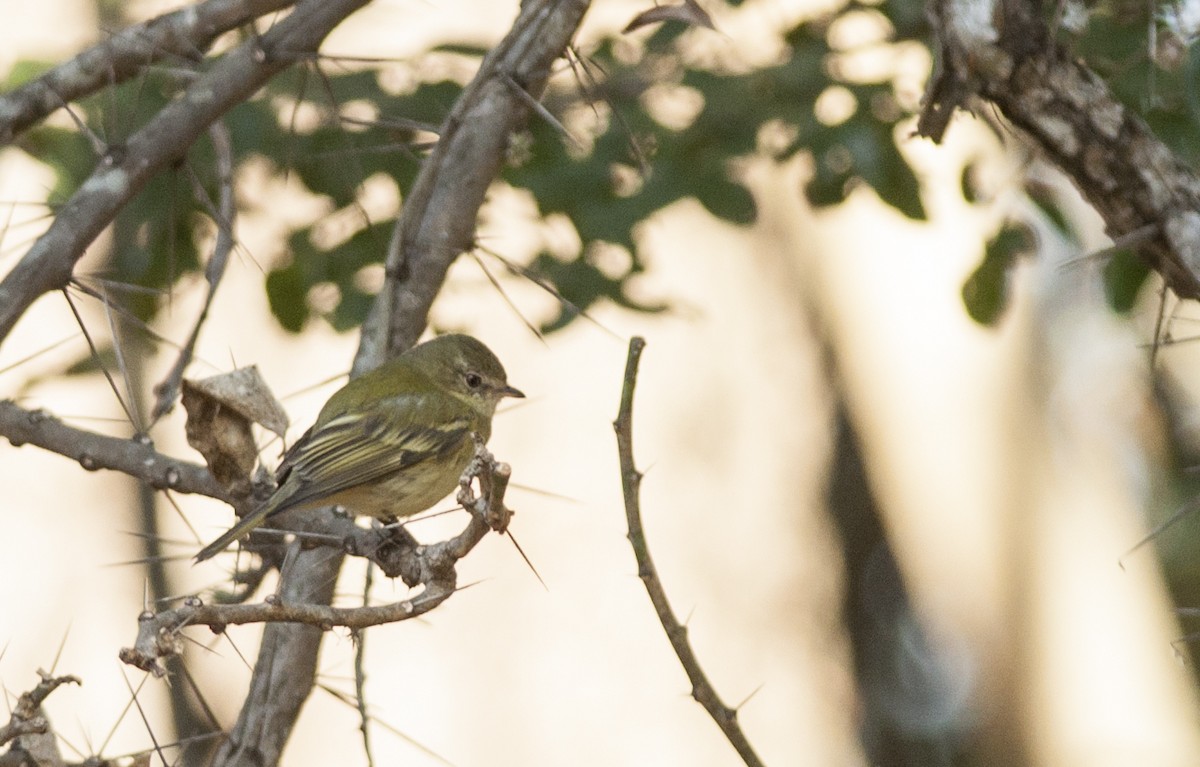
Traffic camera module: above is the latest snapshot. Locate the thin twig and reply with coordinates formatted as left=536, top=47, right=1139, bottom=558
left=613, top=337, right=766, bottom=767
left=61, top=288, right=138, bottom=429
left=316, top=684, right=452, bottom=765
left=468, top=250, right=545, bottom=343
left=151, top=119, right=238, bottom=424
left=501, top=73, right=584, bottom=151
left=118, top=670, right=167, bottom=767
left=355, top=564, right=375, bottom=767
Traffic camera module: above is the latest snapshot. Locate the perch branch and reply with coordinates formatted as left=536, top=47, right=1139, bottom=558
left=613, top=337, right=765, bottom=767
left=122, top=441, right=513, bottom=678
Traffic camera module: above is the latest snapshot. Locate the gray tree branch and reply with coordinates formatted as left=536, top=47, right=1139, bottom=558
left=0, top=0, right=371, bottom=347
left=121, top=444, right=513, bottom=677
left=920, top=0, right=1200, bottom=299
left=357, top=0, right=592, bottom=364
left=0, top=0, right=297, bottom=144
left=0, top=399, right=233, bottom=501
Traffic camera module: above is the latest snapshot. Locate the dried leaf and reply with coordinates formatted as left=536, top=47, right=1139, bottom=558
left=181, top=367, right=288, bottom=493
left=184, top=366, right=289, bottom=437
left=623, top=0, right=715, bottom=33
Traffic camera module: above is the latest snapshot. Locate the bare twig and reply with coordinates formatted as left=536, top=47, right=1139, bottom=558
left=355, top=564, right=375, bottom=767
left=0, top=671, right=81, bottom=759
left=316, top=684, right=452, bottom=765
left=613, top=337, right=766, bottom=767
left=0, top=399, right=233, bottom=501
left=151, top=119, right=238, bottom=423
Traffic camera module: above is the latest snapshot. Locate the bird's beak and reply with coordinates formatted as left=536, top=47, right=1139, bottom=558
left=500, top=384, right=525, bottom=399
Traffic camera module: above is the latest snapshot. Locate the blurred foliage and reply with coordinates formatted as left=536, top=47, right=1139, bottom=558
left=962, top=222, right=1031, bottom=326
left=4, top=0, right=937, bottom=335
left=6, top=0, right=1194, bottom=334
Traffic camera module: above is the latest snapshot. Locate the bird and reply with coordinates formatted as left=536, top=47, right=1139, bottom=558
left=195, top=333, right=523, bottom=562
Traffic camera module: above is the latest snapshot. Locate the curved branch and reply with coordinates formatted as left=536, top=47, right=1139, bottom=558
left=920, top=0, right=1200, bottom=299
left=0, top=0, right=372, bottom=348
left=613, top=337, right=766, bottom=767
left=0, top=0, right=297, bottom=144
left=0, top=399, right=232, bottom=501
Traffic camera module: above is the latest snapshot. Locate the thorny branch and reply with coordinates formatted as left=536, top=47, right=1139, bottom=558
left=0, top=0, right=297, bottom=144
left=0, top=671, right=81, bottom=766
left=613, top=337, right=766, bottom=767
left=121, top=440, right=514, bottom=678
left=0, top=1, right=588, bottom=763
left=0, top=399, right=235, bottom=502
left=0, top=0, right=373, bottom=345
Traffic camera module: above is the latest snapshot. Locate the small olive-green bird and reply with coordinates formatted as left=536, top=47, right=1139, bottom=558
left=195, top=334, right=523, bottom=562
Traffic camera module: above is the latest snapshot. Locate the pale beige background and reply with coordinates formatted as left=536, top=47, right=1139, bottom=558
left=2, top=1, right=1200, bottom=766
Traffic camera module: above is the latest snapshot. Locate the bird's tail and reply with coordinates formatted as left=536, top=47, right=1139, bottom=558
left=194, top=502, right=276, bottom=562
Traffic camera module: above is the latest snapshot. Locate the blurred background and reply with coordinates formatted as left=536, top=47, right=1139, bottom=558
left=5, top=0, right=1200, bottom=764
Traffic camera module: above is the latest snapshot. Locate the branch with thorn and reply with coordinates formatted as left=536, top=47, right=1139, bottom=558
left=0, top=399, right=236, bottom=502
left=613, top=337, right=766, bottom=767
left=121, top=438, right=514, bottom=677
left=0, top=0, right=298, bottom=145
left=0, top=671, right=81, bottom=767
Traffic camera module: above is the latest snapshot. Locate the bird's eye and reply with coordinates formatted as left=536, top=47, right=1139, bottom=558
left=464, top=372, right=483, bottom=389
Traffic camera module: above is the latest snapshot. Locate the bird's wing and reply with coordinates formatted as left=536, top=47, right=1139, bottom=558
left=269, top=400, right=471, bottom=516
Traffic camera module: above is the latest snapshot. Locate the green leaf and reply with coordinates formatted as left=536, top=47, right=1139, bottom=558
left=1103, top=248, right=1152, bottom=313
left=266, top=263, right=308, bottom=332
left=960, top=161, right=983, bottom=204
left=63, top=345, right=117, bottom=377
left=693, top=172, right=756, bottom=224
left=962, top=223, right=1033, bottom=326
left=847, top=109, right=926, bottom=220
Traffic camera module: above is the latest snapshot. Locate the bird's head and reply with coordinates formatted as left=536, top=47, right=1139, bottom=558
left=415, top=333, right=524, bottom=417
